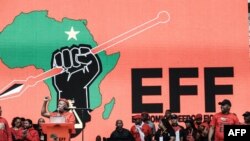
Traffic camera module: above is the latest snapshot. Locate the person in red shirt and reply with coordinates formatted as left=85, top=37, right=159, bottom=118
left=208, top=99, right=239, bottom=141
left=41, top=97, right=76, bottom=124
left=10, top=117, right=23, bottom=141
left=194, top=114, right=209, bottom=141
left=41, top=97, right=76, bottom=138
left=21, top=119, right=39, bottom=141
left=0, top=106, right=12, bottom=141
left=141, top=112, right=156, bottom=136
left=130, top=115, right=152, bottom=141
left=242, top=111, right=250, bottom=125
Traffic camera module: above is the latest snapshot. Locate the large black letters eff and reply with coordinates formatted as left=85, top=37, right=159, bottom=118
left=132, top=67, right=234, bottom=114
left=169, top=68, right=198, bottom=112
left=51, top=44, right=101, bottom=136
left=205, top=67, right=233, bottom=112
left=132, top=68, right=163, bottom=113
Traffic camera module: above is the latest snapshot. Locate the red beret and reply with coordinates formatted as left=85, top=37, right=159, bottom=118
left=141, top=112, right=149, bottom=116
left=59, top=98, right=69, bottom=107
left=195, top=114, right=202, bottom=119
left=133, top=115, right=142, bottom=119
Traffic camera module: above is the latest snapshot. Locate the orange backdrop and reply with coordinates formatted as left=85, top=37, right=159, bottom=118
left=0, top=1, right=250, bottom=141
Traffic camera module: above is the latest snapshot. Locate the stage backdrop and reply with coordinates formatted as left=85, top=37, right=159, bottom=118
left=0, top=0, right=250, bottom=141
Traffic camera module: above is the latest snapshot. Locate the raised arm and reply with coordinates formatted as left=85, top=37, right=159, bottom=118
left=208, top=126, right=215, bottom=141
left=41, top=97, right=50, bottom=118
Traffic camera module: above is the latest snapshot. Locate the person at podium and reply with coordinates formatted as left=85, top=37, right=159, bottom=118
left=41, top=97, right=76, bottom=140
left=41, top=97, right=76, bottom=124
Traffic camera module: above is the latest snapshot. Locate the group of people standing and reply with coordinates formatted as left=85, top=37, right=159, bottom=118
left=0, top=105, right=45, bottom=141
left=108, top=99, right=250, bottom=141
left=1, top=98, right=249, bottom=141
left=0, top=97, right=76, bottom=141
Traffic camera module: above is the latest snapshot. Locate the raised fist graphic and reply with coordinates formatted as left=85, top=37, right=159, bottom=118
left=51, top=44, right=101, bottom=135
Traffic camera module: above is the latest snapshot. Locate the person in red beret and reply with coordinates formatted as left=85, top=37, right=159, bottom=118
left=130, top=114, right=152, bottom=141
left=194, top=114, right=203, bottom=129
left=194, top=114, right=209, bottom=141
left=0, top=106, right=12, bottom=141
left=41, top=97, right=76, bottom=124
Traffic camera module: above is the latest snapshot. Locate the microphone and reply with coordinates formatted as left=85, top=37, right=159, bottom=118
left=63, top=107, right=70, bottom=111
left=56, top=107, right=60, bottom=116
left=68, top=107, right=93, bottom=112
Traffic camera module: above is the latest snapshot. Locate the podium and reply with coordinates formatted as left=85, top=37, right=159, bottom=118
left=41, top=123, right=75, bottom=141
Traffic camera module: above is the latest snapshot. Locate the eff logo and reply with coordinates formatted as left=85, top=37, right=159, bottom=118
left=224, top=125, right=250, bottom=141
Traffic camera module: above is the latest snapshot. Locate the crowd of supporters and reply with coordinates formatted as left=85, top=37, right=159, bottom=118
left=0, top=106, right=45, bottom=141
left=105, top=99, right=250, bottom=141
left=1, top=99, right=250, bottom=141
left=0, top=97, right=74, bottom=141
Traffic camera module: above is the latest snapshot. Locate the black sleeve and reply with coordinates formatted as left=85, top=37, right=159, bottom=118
left=154, top=130, right=160, bottom=141
left=144, top=135, right=152, bottom=141
left=179, top=128, right=185, bottom=137
left=110, top=131, right=116, bottom=138
left=169, top=129, right=176, bottom=137
left=182, top=129, right=187, bottom=141
left=128, top=130, right=135, bottom=141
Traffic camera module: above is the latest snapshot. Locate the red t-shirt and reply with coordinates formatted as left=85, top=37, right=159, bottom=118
left=10, top=128, right=22, bottom=140
left=202, top=122, right=210, bottom=129
left=210, top=112, right=239, bottom=141
left=22, top=127, right=40, bottom=141
left=50, top=111, right=76, bottom=134
left=130, top=123, right=152, bottom=141
left=50, top=111, right=76, bottom=124
left=0, top=117, right=12, bottom=141
left=195, top=122, right=209, bottom=130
